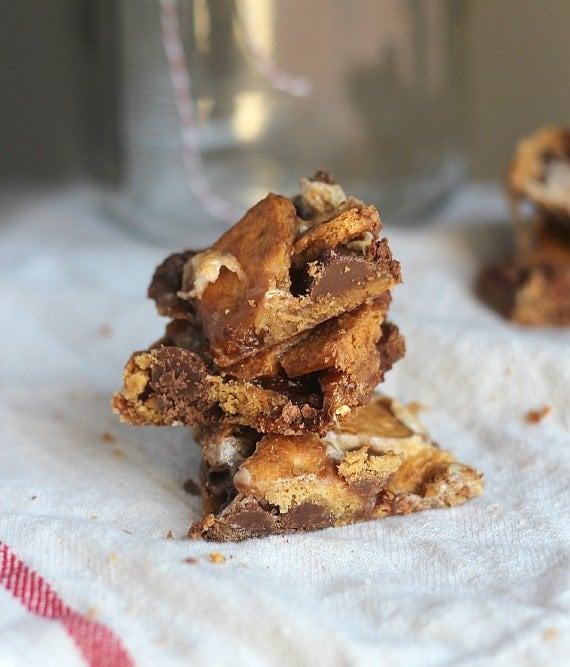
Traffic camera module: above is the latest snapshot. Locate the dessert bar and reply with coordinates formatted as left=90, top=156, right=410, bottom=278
left=189, top=396, right=484, bottom=541
left=477, top=228, right=570, bottom=325
left=478, top=126, right=570, bottom=326
left=148, top=173, right=402, bottom=367
left=112, top=173, right=482, bottom=542
left=113, top=299, right=405, bottom=435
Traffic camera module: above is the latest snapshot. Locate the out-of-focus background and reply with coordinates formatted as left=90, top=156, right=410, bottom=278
left=1, top=1, right=569, bottom=235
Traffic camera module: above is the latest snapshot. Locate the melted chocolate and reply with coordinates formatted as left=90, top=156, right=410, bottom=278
left=252, top=374, right=323, bottom=409
left=148, top=249, right=198, bottom=318
left=291, top=247, right=370, bottom=298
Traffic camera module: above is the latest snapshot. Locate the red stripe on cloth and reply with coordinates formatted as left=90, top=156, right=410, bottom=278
left=0, top=542, right=134, bottom=667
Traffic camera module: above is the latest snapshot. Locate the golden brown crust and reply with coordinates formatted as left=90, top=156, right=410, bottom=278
left=478, top=126, right=570, bottom=326
left=222, top=291, right=392, bottom=381
left=291, top=204, right=380, bottom=265
left=188, top=194, right=298, bottom=365
left=189, top=396, right=484, bottom=541
left=112, top=304, right=404, bottom=435
left=477, top=228, right=570, bottom=326
left=149, top=189, right=401, bottom=368
left=507, top=126, right=570, bottom=216
left=279, top=299, right=387, bottom=377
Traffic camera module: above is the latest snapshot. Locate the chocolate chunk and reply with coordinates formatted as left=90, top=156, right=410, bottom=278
left=148, top=250, right=197, bottom=319
left=278, top=502, right=334, bottom=531
left=188, top=396, right=484, bottom=542
left=147, top=192, right=400, bottom=368
left=113, top=303, right=402, bottom=435
left=310, top=171, right=337, bottom=185
left=189, top=497, right=336, bottom=541
left=291, top=248, right=371, bottom=298
left=189, top=497, right=279, bottom=541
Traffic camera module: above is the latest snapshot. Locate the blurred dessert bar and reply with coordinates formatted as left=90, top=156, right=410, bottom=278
left=478, top=126, right=570, bottom=325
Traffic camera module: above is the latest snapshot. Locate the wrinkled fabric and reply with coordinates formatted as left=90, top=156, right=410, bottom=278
left=1, top=185, right=568, bottom=666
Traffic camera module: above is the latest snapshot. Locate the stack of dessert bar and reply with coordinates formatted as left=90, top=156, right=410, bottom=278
left=478, top=126, right=570, bottom=326
left=114, top=174, right=483, bottom=540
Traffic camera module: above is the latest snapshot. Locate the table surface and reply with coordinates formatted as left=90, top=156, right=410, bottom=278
left=1, top=183, right=568, bottom=666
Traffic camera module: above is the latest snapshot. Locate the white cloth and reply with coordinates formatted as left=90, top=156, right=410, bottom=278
left=1, top=184, right=569, bottom=666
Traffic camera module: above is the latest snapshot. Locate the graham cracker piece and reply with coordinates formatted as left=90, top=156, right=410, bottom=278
left=112, top=304, right=404, bottom=435
left=148, top=176, right=401, bottom=367
left=189, top=395, right=483, bottom=541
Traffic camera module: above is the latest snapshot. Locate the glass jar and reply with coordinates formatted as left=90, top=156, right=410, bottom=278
left=111, top=0, right=464, bottom=245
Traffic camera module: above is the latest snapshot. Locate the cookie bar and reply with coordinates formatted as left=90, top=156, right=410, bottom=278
left=478, top=126, right=570, bottom=326
left=189, top=395, right=484, bottom=541
left=508, top=126, right=570, bottom=226
left=477, top=228, right=570, bottom=326
left=112, top=300, right=405, bottom=435
left=148, top=173, right=402, bottom=367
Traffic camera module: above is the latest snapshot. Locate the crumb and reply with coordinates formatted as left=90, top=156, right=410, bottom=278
left=101, top=431, right=117, bottom=444
left=52, top=412, right=63, bottom=421
left=406, top=401, right=426, bottom=413
left=30, top=495, right=37, bottom=501
left=112, top=448, right=125, bottom=459
left=125, top=605, right=137, bottom=614
left=165, top=530, right=174, bottom=539
left=335, top=404, right=351, bottom=417
left=90, top=515, right=99, bottom=520
left=184, top=557, right=198, bottom=564
left=108, top=553, right=118, bottom=563
left=343, top=266, right=351, bottom=273
left=224, top=309, right=230, bottom=315
left=208, top=552, right=226, bottom=564
left=525, top=405, right=552, bottom=424
left=183, top=479, right=200, bottom=495
left=86, top=607, right=98, bottom=618
left=98, top=323, right=112, bottom=337
left=122, top=529, right=132, bottom=535
left=248, top=299, right=256, bottom=307
left=154, top=637, right=166, bottom=646
left=306, top=261, right=320, bottom=278
left=544, top=627, right=558, bottom=640
left=504, top=367, right=512, bottom=376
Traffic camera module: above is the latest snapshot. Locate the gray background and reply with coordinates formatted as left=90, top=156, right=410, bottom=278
left=1, top=1, right=569, bottom=185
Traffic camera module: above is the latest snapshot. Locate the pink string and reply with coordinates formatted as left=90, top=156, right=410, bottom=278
left=159, top=0, right=312, bottom=223
left=159, top=0, right=244, bottom=223
left=235, top=4, right=312, bottom=97
left=0, top=542, right=134, bottom=667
